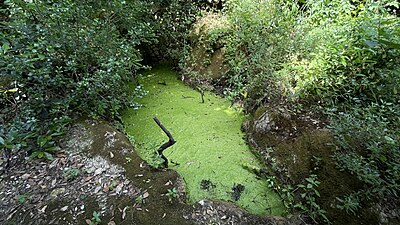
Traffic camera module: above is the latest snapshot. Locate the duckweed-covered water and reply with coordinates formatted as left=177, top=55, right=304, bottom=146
left=122, top=66, right=285, bottom=215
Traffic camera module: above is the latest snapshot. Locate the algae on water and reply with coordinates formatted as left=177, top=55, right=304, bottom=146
left=122, top=67, right=285, bottom=215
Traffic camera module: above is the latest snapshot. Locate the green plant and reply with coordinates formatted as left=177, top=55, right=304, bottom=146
left=134, top=195, right=144, bottom=204
left=1, top=0, right=154, bottom=159
left=141, top=141, right=166, bottom=168
left=108, top=180, right=118, bottom=191
left=336, top=193, right=361, bottom=215
left=86, top=211, right=101, bottom=225
left=330, top=104, right=400, bottom=211
left=63, top=168, right=80, bottom=181
left=165, top=187, right=179, bottom=202
left=295, top=174, right=329, bottom=224
left=141, top=0, right=199, bottom=64
left=16, top=194, right=29, bottom=204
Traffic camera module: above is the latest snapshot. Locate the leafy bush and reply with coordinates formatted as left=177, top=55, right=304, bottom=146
left=295, top=174, right=329, bottom=223
left=0, top=0, right=155, bottom=157
left=331, top=103, right=400, bottom=206
left=279, top=0, right=400, bottom=104
left=182, top=0, right=399, bottom=222
left=222, top=0, right=300, bottom=102
left=141, top=0, right=199, bottom=64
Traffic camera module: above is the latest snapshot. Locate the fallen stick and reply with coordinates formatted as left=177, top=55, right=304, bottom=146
left=153, top=117, right=176, bottom=168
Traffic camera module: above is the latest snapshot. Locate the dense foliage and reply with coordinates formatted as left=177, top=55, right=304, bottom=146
left=180, top=0, right=399, bottom=223
left=0, top=0, right=202, bottom=159
left=1, top=0, right=399, bottom=223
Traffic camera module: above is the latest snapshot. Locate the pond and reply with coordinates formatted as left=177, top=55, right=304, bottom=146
left=122, top=66, right=285, bottom=216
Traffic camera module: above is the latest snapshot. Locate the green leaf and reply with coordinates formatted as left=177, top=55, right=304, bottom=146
left=37, top=136, right=48, bottom=147
left=2, top=43, right=10, bottom=54
left=384, top=136, right=395, bottom=144
left=29, top=151, right=40, bottom=160
left=385, top=2, right=399, bottom=8
left=0, top=136, right=4, bottom=146
left=340, top=57, right=347, bottom=67
left=44, top=152, right=54, bottom=160
left=92, top=211, right=101, bottom=222
left=50, top=132, right=64, bottom=137
left=47, top=146, right=61, bottom=151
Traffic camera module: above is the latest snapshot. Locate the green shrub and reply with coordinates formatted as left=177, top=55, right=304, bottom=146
left=279, top=0, right=400, bottom=104
left=141, top=0, right=199, bottom=64
left=331, top=104, right=400, bottom=205
left=222, top=0, right=300, bottom=102
left=0, top=0, right=155, bottom=157
left=186, top=0, right=400, bottom=221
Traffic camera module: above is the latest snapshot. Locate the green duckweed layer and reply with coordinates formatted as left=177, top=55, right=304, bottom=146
left=122, top=67, right=285, bottom=216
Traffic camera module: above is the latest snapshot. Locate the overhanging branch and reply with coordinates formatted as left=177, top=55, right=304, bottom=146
left=153, top=117, right=176, bottom=168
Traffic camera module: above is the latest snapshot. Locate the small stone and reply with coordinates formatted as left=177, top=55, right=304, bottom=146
left=21, top=174, right=30, bottom=180
left=103, top=185, right=110, bottom=193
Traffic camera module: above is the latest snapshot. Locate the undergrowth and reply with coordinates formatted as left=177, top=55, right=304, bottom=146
left=0, top=0, right=200, bottom=160
left=180, top=0, right=399, bottom=223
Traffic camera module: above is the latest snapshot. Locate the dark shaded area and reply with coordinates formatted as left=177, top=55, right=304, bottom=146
left=200, top=179, right=216, bottom=191
left=231, top=184, right=245, bottom=201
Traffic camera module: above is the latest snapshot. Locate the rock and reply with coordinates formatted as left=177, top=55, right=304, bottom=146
left=254, top=112, right=274, bottom=133
left=184, top=13, right=230, bottom=80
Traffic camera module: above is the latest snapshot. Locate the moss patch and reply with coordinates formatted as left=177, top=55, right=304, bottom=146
left=246, top=107, right=380, bottom=225
left=184, top=13, right=229, bottom=80
left=122, top=66, right=285, bottom=216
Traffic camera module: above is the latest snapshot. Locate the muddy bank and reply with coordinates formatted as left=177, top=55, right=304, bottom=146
left=0, top=120, right=194, bottom=225
left=243, top=105, right=400, bottom=225
left=0, top=120, right=289, bottom=225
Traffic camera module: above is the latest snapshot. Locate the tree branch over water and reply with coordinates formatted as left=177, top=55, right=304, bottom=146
left=153, top=117, right=176, bottom=168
